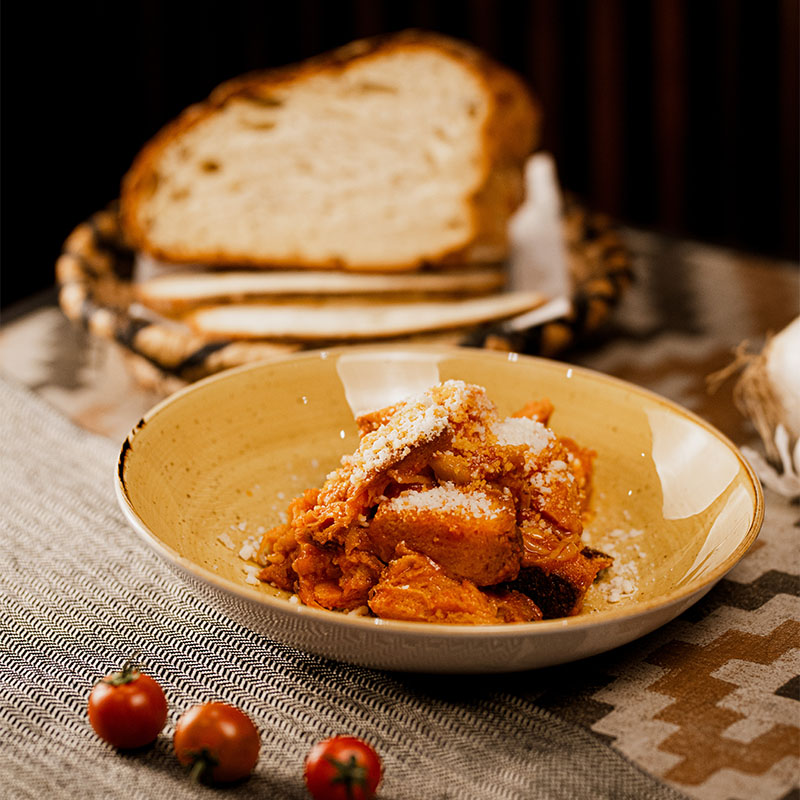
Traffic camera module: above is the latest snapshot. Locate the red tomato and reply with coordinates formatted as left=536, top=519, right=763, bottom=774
left=304, top=736, right=382, bottom=800
left=173, top=702, right=260, bottom=784
left=87, top=660, right=168, bottom=749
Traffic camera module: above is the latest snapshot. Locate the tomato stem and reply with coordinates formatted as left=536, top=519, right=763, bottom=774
left=185, top=749, right=218, bottom=784
left=326, top=753, right=370, bottom=799
left=100, top=652, right=144, bottom=687
left=188, top=758, right=207, bottom=784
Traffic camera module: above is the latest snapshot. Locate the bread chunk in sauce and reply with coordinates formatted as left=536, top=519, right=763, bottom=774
left=368, top=545, right=541, bottom=624
left=366, top=484, right=521, bottom=585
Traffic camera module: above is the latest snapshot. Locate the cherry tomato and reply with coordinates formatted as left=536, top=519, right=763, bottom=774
left=304, top=736, right=382, bottom=800
left=173, top=702, right=260, bottom=784
left=87, top=659, right=168, bottom=749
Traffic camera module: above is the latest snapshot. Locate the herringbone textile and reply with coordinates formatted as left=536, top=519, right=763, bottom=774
left=0, top=376, right=687, bottom=799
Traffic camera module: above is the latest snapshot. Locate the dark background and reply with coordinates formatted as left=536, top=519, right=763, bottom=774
left=1, top=0, right=798, bottom=310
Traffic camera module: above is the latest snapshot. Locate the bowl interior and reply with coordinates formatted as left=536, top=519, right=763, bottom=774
left=118, top=346, right=762, bottom=624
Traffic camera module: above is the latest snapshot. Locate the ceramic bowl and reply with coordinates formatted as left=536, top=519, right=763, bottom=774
left=115, top=345, right=763, bottom=673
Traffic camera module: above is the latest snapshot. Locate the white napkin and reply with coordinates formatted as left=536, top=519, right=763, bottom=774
left=504, top=152, right=572, bottom=331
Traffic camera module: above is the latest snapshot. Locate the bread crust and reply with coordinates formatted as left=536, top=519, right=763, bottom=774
left=120, top=30, right=540, bottom=271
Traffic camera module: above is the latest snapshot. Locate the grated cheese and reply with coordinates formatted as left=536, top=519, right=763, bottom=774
left=491, top=416, right=554, bottom=452
left=339, top=380, right=483, bottom=486
left=216, top=532, right=236, bottom=550
left=238, top=535, right=259, bottom=562
left=387, top=482, right=500, bottom=518
left=592, top=527, right=644, bottom=603
left=243, top=564, right=260, bottom=585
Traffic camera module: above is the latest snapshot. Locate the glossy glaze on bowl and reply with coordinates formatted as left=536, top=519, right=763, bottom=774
left=116, top=346, right=763, bottom=672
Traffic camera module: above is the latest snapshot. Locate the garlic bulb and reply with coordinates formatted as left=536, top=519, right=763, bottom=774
left=764, top=315, right=800, bottom=441
left=725, top=315, right=800, bottom=497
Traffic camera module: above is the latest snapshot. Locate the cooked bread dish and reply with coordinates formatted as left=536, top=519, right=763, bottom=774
left=255, top=380, right=612, bottom=623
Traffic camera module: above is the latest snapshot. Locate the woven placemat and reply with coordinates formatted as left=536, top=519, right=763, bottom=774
left=55, top=201, right=632, bottom=391
left=0, top=376, right=685, bottom=799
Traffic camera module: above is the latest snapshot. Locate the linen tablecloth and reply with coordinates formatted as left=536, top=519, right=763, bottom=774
left=0, top=372, right=797, bottom=799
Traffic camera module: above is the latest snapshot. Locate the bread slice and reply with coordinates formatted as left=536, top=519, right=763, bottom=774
left=182, top=291, right=546, bottom=341
left=134, top=264, right=507, bottom=314
left=120, top=30, right=540, bottom=272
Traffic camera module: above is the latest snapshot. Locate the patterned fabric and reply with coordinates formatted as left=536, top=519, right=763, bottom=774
left=0, top=377, right=685, bottom=799
left=1, top=374, right=797, bottom=799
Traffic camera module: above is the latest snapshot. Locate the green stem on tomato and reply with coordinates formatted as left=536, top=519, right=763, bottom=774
left=188, top=758, right=207, bottom=784
left=326, top=754, right=370, bottom=799
left=100, top=653, right=144, bottom=687
left=185, top=749, right=218, bottom=784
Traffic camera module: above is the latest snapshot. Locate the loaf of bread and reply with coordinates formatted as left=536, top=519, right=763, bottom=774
left=120, top=30, right=540, bottom=272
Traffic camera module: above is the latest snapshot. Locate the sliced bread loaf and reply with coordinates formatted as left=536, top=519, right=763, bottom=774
left=120, top=30, right=540, bottom=272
